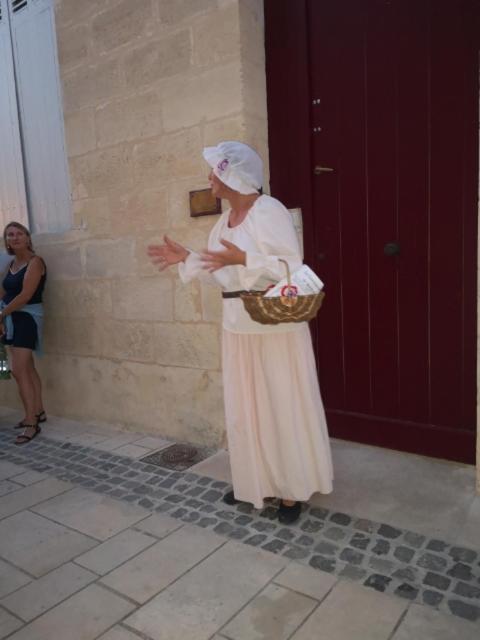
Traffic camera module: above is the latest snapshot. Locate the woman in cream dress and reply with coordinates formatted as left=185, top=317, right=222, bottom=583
left=148, top=142, right=333, bottom=524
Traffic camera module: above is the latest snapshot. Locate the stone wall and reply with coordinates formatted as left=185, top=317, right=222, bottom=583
left=0, top=0, right=269, bottom=447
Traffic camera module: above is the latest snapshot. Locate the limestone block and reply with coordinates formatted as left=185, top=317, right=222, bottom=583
left=135, top=232, right=169, bottom=278
left=57, top=23, right=90, bottom=70
left=169, top=226, right=212, bottom=255
left=200, top=281, right=223, bottom=323
left=92, top=0, right=153, bottom=54
left=100, top=320, right=157, bottom=363
left=238, top=0, right=265, bottom=66
left=241, top=59, right=268, bottom=121
left=155, top=322, right=220, bottom=370
left=109, top=186, right=168, bottom=235
left=70, top=145, right=134, bottom=198
left=44, top=279, right=113, bottom=318
left=64, top=109, right=96, bottom=158
left=37, top=355, right=129, bottom=425
left=43, top=316, right=102, bottom=357
left=174, top=279, right=202, bottom=322
left=123, top=30, right=191, bottom=90
left=166, top=367, right=225, bottom=446
left=167, top=178, right=221, bottom=229
left=73, top=197, right=111, bottom=236
left=85, top=238, right=136, bottom=278
left=111, top=276, right=173, bottom=322
left=203, top=116, right=245, bottom=147
left=95, top=91, right=163, bottom=149
left=132, top=128, right=203, bottom=187
left=161, top=62, right=242, bottom=132
left=117, top=360, right=225, bottom=446
left=39, top=244, right=83, bottom=280
left=55, top=0, right=98, bottom=27
left=61, top=60, right=124, bottom=112
left=156, top=0, right=218, bottom=26
left=193, top=3, right=240, bottom=67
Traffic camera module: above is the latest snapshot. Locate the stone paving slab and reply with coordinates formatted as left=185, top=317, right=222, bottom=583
left=100, top=525, right=225, bottom=603
left=0, top=510, right=98, bottom=577
left=0, top=559, right=31, bottom=599
left=290, top=580, right=407, bottom=640
left=0, top=562, right=97, bottom=622
left=0, top=480, right=20, bottom=496
left=31, top=486, right=149, bottom=540
left=0, top=608, right=22, bottom=639
left=5, top=584, right=135, bottom=640
left=124, top=541, right=288, bottom=640
left=74, top=528, right=157, bottom=575
left=0, top=477, right=72, bottom=520
left=391, top=603, right=480, bottom=640
left=273, top=563, right=337, bottom=601
left=0, top=427, right=479, bottom=630
left=98, top=628, right=142, bottom=640
left=222, top=582, right=318, bottom=640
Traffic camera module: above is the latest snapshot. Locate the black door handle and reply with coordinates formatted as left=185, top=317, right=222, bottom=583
left=384, top=242, right=400, bottom=256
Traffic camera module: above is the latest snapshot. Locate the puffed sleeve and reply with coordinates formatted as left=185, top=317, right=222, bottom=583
left=178, top=212, right=228, bottom=287
left=237, top=197, right=303, bottom=290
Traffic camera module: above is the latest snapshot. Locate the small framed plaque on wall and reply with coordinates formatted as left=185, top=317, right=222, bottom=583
left=189, top=189, right=222, bottom=217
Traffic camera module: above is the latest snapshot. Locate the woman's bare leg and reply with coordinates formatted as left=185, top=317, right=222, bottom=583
left=29, top=363, right=44, bottom=416
left=10, top=347, right=38, bottom=439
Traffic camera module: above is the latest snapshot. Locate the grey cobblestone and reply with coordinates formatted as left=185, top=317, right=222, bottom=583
left=395, top=583, right=419, bottom=600
left=447, top=600, right=480, bottom=622
left=417, top=553, right=448, bottom=572
left=364, top=574, right=392, bottom=592
left=378, top=524, right=402, bottom=539
left=422, top=589, right=444, bottom=606
left=449, top=547, right=477, bottom=563
left=324, top=526, right=347, bottom=541
left=310, top=555, right=336, bottom=573
left=340, top=548, right=364, bottom=566
left=423, top=572, right=451, bottom=591
left=283, top=546, right=310, bottom=560
left=447, top=563, right=474, bottom=581
left=330, top=512, right=351, bottom=526
left=403, top=531, right=426, bottom=549
left=427, top=539, right=449, bottom=552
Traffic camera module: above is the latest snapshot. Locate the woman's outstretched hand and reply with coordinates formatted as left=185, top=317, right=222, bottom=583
left=147, top=236, right=189, bottom=271
left=201, top=239, right=246, bottom=272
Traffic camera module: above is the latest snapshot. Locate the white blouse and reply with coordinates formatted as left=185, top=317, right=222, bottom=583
left=179, top=195, right=305, bottom=334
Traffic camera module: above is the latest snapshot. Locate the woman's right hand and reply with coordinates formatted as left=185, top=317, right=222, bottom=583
left=147, top=235, right=189, bottom=271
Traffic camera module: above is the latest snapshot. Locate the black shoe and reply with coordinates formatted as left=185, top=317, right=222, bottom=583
left=278, top=501, right=302, bottom=524
left=223, top=490, right=241, bottom=505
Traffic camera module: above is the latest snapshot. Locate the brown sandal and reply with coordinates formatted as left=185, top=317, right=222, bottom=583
left=15, top=424, right=41, bottom=445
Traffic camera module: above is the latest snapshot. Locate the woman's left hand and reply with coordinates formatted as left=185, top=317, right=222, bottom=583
left=201, top=239, right=246, bottom=272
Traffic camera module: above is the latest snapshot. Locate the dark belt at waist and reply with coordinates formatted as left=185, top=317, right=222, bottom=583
left=222, top=290, right=263, bottom=299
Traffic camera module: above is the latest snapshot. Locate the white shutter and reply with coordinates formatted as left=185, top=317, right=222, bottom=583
left=9, top=0, right=71, bottom=233
left=0, top=0, right=28, bottom=229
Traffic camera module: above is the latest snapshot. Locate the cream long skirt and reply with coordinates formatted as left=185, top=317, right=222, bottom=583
left=222, top=324, right=333, bottom=509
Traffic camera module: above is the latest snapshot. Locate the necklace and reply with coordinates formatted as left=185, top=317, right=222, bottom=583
left=11, top=261, right=28, bottom=274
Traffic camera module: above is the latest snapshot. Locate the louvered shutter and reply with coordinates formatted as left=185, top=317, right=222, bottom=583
left=9, top=0, right=71, bottom=233
left=0, top=0, right=28, bottom=229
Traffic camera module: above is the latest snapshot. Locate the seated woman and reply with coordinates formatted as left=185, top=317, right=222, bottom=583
left=0, top=222, right=47, bottom=445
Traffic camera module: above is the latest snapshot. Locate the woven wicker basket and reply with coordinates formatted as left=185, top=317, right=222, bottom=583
left=240, top=260, right=325, bottom=325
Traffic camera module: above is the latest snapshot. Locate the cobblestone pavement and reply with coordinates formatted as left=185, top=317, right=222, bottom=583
left=0, top=424, right=479, bottom=632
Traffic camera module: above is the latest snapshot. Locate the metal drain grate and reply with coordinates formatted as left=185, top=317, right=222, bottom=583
left=140, top=443, right=213, bottom=471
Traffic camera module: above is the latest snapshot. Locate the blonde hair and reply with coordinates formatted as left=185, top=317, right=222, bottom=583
left=3, top=222, right=34, bottom=255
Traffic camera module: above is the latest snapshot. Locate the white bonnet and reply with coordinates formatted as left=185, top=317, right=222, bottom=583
left=203, top=141, right=263, bottom=195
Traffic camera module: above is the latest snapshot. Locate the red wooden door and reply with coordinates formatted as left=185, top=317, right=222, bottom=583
left=265, top=0, right=479, bottom=463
